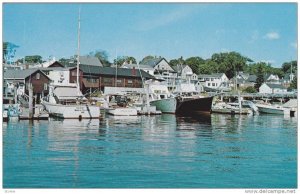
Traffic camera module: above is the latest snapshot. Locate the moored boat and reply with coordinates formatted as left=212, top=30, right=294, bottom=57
left=176, top=95, right=214, bottom=115
left=42, top=83, right=100, bottom=119
left=255, top=103, right=290, bottom=115
left=148, top=82, right=177, bottom=114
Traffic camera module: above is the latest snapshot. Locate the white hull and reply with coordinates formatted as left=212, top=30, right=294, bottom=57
left=150, top=98, right=177, bottom=114
left=106, top=107, right=138, bottom=116
left=256, top=104, right=289, bottom=115
left=42, top=101, right=100, bottom=119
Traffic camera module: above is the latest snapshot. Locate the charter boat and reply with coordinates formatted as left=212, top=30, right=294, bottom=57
left=42, top=11, right=100, bottom=119
left=148, top=82, right=177, bottom=114
left=173, top=83, right=214, bottom=115
left=255, top=103, right=290, bottom=115
left=42, top=83, right=100, bottom=119
left=105, top=94, right=138, bottom=116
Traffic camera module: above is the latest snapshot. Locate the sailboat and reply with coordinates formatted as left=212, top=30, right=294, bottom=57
left=41, top=10, right=100, bottom=119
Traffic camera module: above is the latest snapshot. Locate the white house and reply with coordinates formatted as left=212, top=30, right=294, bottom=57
left=265, top=74, right=280, bottom=84
left=259, top=83, right=288, bottom=94
left=198, top=73, right=230, bottom=91
left=141, top=57, right=177, bottom=89
left=40, top=67, right=78, bottom=85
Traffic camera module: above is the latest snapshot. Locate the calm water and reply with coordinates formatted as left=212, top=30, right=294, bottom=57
left=3, top=113, right=297, bottom=188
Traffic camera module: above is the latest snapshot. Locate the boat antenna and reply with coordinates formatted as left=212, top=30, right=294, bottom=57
left=76, top=6, right=81, bottom=95
left=115, top=49, right=118, bottom=89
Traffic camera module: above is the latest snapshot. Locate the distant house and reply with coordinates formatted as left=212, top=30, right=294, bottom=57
left=259, top=83, right=288, bottom=94
left=3, top=69, right=51, bottom=101
left=121, top=63, right=155, bottom=76
left=264, top=74, right=280, bottom=84
left=232, top=74, right=257, bottom=88
left=140, top=57, right=177, bottom=89
left=198, top=73, right=230, bottom=91
left=281, top=72, right=295, bottom=88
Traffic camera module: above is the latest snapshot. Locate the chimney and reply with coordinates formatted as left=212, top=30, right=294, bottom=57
left=132, top=66, right=136, bottom=76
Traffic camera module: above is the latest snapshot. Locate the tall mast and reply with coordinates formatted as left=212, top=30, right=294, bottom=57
left=76, top=7, right=81, bottom=95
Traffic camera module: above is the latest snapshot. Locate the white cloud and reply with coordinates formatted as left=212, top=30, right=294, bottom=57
left=264, top=32, right=280, bottom=40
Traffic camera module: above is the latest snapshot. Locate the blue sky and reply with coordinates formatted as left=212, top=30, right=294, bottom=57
left=3, top=3, right=297, bottom=67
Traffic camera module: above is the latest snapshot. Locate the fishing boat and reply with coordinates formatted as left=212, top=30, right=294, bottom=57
left=42, top=83, right=100, bottom=119
left=176, top=95, right=214, bottom=115
left=255, top=103, right=290, bottom=115
left=41, top=11, right=100, bottom=119
left=173, top=82, right=214, bottom=115
left=148, top=82, right=177, bottom=114
left=105, top=94, right=138, bottom=116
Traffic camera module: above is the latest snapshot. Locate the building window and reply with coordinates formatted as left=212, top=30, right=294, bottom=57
left=103, top=77, right=111, bottom=83
left=117, top=79, right=122, bottom=83
left=44, top=83, right=48, bottom=90
left=87, top=78, right=97, bottom=83
left=128, top=80, right=133, bottom=84
left=208, top=83, right=210, bottom=86
left=212, top=83, right=215, bottom=87
left=36, top=73, right=40, bottom=80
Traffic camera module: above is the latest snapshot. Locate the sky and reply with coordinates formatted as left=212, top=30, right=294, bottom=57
left=3, top=3, right=298, bottom=67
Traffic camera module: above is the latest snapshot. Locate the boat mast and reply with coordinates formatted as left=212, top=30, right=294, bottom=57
left=76, top=7, right=81, bottom=95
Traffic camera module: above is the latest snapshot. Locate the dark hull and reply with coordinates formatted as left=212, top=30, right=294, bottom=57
left=176, top=96, right=214, bottom=116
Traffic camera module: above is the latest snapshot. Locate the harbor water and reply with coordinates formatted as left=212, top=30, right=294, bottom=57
left=3, top=113, right=297, bottom=188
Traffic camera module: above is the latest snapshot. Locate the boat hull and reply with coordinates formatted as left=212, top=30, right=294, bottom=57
left=42, top=101, right=100, bottom=119
left=176, top=96, right=214, bottom=115
left=255, top=104, right=287, bottom=115
left=106, top=107, right=138, bottom=116
left=150, top=98, right=177, bottom=114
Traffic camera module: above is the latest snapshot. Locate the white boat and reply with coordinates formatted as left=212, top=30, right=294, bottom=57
left=42, top=83, right=100, bottom=119
left=212, top=102, right=253, bottom=115
left=106, top=107, right=138, bottom=116
left=42, top=11, right=100, bottom=119
left=148, top=82, right=177, bottom=114
left=255, top=103, right=290, bottom=115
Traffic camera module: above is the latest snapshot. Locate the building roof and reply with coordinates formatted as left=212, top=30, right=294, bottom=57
left=265, top=83, right=286, bottom=89
left=246, top=74, right=257, bottom=82
left=140, top=57, right=166, bottom=68
left=79, top=56, right=103, bottom=66
left=198, top=73, right=224, bottom=78
left=172, top=65, right=190, bottom=73
left=3, top=69, right=49, bottom=80
left=122, top=63, right=154, bottom=70
left=77, top=64, right=156, bottom=79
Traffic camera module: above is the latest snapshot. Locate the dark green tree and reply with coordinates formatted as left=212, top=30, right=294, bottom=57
left=281, top=61, right=297, bottom=74
left=185, top=57, right=205, bottom=75
left=243, top=86, right=257, bottom=93
left=25, top=55, right=43, bottom=63
left=255, top=64, right=265, bottom=90
left=113, top=56, right=137, bottom=67
left=289, top=76, right=297, bottom=90
left=88, top=50, right=110, bottom=67
left=139, top=55, right=156, bottom=64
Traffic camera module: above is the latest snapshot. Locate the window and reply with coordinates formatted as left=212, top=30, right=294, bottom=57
left=103, top=78, right=111, bottom=83
left=117, top=79, right=122, bottom=83
left=44, top=83, right=48, bottom=90
left=128, top=80, right=133, bottom=84
left=36, top=73, right=40, bottom=80
left=212, top=83, right=215, bottom=87
left=208, top=83, right=210, bottom=86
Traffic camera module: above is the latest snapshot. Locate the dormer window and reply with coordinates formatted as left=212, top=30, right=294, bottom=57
left=36, top=73, right=40, bottom=80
